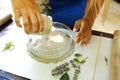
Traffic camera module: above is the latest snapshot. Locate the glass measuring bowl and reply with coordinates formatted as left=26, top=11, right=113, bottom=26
left=28, top=22, right=74, bottom=63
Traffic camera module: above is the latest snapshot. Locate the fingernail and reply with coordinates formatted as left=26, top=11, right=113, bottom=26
left=17, top=23, right=22, bottom=27
left=74, top=39, right=79, bottom=44
left=73, top=28, right=76, bottom=32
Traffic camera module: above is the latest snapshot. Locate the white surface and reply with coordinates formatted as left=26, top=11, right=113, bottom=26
left=0, top=1, right=12, bottom=26
left=0, top=26, right=113, bottom=80
left=0, top=0, right=116, bottom=79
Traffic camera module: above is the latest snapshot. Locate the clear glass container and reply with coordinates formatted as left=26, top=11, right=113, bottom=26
left=28, top=22, right=74, bottom=63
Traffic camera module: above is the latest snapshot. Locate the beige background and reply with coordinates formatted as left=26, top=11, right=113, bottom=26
left=93, top=0, right=120, bottom=34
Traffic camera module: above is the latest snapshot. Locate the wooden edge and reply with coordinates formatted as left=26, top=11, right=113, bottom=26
left=92, top=30, right=113, bottom=39
left=0, top=19, right=13, bottom=31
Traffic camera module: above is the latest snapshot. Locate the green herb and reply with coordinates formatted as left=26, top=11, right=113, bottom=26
left=52, top=53, right=88, bottom=80
left=80, top=57, right=88, bottom=64
left=60, top=72, right=70, bottom=80
left=104, top=56, right=108, bottom=66
left=80, top=60, right=86, bottom=64
left=73, top=58, right=80, bottom=63
left=74, top=53, right=88, bottom=65
left=2, top=42, right=14, bottom=51
left=75, top=53, right=82, bottom=58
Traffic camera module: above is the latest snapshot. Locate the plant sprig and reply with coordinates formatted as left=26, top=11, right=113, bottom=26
left=73, top=53, right=88, bottom=65
left=52, top=53, right=88, bottom=80
left=2, top=41, right=15, bottom=51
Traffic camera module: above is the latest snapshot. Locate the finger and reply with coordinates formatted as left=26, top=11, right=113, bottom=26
left=76, top=31, right=84, bottom=40
left=81, top=30, right=91, bottom=40
left=80, top=37, right=91, bottom=46
left=36, top=12, right=44, bottom=32
left=14, top=10, right=22, bottom=27
left=74, top=36, right=82, bottom=44
left=21, top=9, right=30, bottom=34
left=74, top=30, right=88, bottom=45
left=81, top=31, right=91, bottom=46
left=73, top=20, right=81, bottom=32
left=29, top=9, right=38, bottom=33
left=80, top=40, right=88, bottom=47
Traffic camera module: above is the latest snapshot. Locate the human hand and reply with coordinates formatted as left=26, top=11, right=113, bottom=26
left=73, top=19, right=92, bottom=46
left=11, top=0, right=43, bottom=34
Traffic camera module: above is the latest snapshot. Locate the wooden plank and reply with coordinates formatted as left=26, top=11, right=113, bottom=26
left=110, top=30, right=120, bottom=80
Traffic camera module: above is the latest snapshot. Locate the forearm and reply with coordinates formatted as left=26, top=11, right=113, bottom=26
left=83, top=0, right=105, bottom=27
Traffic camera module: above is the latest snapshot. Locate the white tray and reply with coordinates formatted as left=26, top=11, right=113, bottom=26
left=0, top=27, right=112, bottom=80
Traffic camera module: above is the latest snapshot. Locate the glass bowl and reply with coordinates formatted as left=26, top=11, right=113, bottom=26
left=28, top=22, right=74, bottom=63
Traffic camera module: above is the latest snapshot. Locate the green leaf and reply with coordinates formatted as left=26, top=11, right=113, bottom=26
left=73, top=58, right=80, bottom=63
left=80, top=60, right=86, bottom=64
left=60, top=73, right=70, bottom=80
left=80, top=57, right=88, bottom=64
left=3, top=42, right=14, bottom=51
left=75, top=53, right=82, bottom=58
